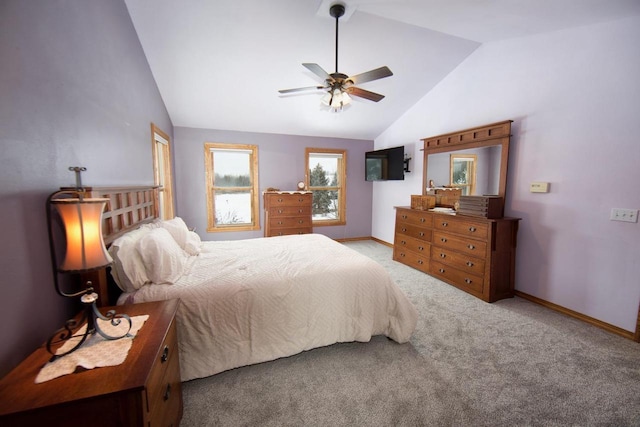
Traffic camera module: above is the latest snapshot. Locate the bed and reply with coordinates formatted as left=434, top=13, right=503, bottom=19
left=86, top=186, right=418, bottom=381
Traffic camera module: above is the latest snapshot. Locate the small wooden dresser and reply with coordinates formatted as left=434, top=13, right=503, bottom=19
left=394, top=207, right=519, bottom=302
left=263, top=191, right=313, bottom=237
left=0, top=300, right=182, bottom=427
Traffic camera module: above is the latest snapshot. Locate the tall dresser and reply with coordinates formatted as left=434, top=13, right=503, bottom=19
left=263, top=191, right=313, bottom=237
left=393, top=207, right=519, bottom=302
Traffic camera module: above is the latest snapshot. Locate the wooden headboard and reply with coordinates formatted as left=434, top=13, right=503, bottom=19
left=77, top=186, right=160, bottom=306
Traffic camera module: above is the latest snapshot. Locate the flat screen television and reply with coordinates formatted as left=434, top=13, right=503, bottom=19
left=365, top=146, right=405, bottom=181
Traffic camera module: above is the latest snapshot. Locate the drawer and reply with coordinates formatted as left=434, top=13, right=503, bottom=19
left=269, top=227, right=312, bottom=236
left=269, top=216, right=312, bottom=229
left=396, top=209, right=433, bottom=228
left=146, top=319, right=179, bottom=419
left=433, top=216, right=489, bottom=239
left=393, top=247, right=430, bottom=273
left=395, top=223, right=432, bottom=241
left=430, top=246, right=485, bottom=276
left=430, top=260, right=484, bottom=295
left=268, top=206, right=312, bottom=216
left=265, top=193, right=312, bottom=207
left=432, top=231, right=487, bottom=258
left=147, top=346, right=182, bottom=427
left=394, top=234, right=430, bottom=256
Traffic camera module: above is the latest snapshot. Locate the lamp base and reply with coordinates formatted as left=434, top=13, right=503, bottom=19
left=46, top=286, right=132, bottom=361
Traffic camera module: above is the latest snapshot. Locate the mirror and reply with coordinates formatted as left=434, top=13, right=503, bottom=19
left=426, top=145, right=503, bottom=196
left=421, top=120, right=512, bottom=204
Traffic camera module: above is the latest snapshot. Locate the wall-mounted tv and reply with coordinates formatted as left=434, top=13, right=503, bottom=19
left=365, top=146, right=405, bottom=181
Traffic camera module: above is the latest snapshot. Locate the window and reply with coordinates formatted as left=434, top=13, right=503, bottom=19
left=204, top=143, right=259, bottom=232
left=450, top=154, right=477, bottom=196
left=151, top=124, right=174, bottom=219
left=305, top=148, right=346, bottom=226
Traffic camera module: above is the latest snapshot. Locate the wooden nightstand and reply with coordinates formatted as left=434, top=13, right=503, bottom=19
left=0, top=299, right=182, bottom=427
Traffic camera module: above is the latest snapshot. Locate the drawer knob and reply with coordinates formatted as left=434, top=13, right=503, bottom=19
left=418, top=260, right=424, bottom=265
left=420, top=218, right=425, bottom=223
left=438, top=268, right=445, bottom=273
left=163, top=383, right=171, bottom=401
left=298, top=220, right=303, bottom=224
left=298, top=198, right=304, bottom=202
left=401, top=240, right=407, bottom=245
left=278, top=209, right=283, bottom=214
left=419, top=232, right=425, bottom=237
left=277, top=198, right=283, bottom=202
left=402, top=228, right=407, bottom=232
left=278, top=221, right=283, bottom=225
left=402, top=215, right=408, bottom=219
left=469, top=226, right=477, bottom=232
left=464, top=278, right=473, bottom=284
left=418, top=246, right=424, bottom=251
left=400, top=253, right=405, bottom=257
left=298, top=209, right=303, bottom=213
left=441, top=222, right=448, bottom=227
left=439, top=253, right=446, bottom=258
left=161, top=345, right=169, bottom=363
left=468, top=244, right=475, bottom=250
left=466, top=261, right=474, bottom=267
left=440, top=238, right=447, bottom=243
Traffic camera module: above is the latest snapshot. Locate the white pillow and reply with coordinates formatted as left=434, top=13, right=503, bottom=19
left=136, top=227, right=189, bottom=284
left=158, top=217, right=201, bottom=256
left=109, top=224, right=156, bottom=292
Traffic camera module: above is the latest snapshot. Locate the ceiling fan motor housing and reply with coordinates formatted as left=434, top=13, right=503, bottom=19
left=330, top=4, right=346, bottom=19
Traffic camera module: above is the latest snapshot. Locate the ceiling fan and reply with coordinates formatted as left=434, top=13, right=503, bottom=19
left=278, top=3, right=393, bottom=111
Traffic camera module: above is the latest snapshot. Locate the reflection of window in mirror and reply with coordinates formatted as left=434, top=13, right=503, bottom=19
left=450, top=154, right=477, bottom=195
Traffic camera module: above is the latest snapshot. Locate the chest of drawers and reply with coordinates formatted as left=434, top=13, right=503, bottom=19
left=394, top=207, right=519, bottom=302
left=0, top=300, right=182, bottom=427
left=264, top=191, right=313, bottom=237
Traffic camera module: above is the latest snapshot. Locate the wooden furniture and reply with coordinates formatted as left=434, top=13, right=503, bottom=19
left=0, top=300, right=182, bottom=427
left=263, top=191, right=313, bottom=237
left=422, top=120, right=512, bottom=217
left=393, top=207, right=519, bottom=302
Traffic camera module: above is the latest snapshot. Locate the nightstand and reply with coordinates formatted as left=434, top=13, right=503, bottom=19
left=0, top=299, right=182, bottom=427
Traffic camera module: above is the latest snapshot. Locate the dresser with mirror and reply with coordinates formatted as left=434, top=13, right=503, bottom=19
left=393, top=120, right=520, bottom=302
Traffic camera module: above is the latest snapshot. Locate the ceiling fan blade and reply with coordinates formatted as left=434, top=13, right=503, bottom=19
left=302, top=63, right=332, bottom=81
left=346, top=86, right=385, bottom=102
left=347, top=66, right=393, bottom=85
left=279, top=86, right=325, bottom=94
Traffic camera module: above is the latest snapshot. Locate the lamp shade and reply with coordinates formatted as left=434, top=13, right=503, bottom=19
left=51, top=198, right=112, bottom=272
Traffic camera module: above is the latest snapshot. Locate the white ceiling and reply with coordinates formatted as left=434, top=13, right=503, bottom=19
left=124, top=0, right=640, bottom=140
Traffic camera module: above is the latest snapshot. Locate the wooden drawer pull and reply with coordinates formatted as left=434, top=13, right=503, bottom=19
left=469, top=226, right=477, bottom=232
left=163, top=383, right=171, bottom=401
left=277, top=198, right=283, bottom=202
left=419, top=232, right=425, bottom=237
left=464, top=278, right=473, bottom=284
left=417, top=260, right=424, bottom=265
left=298, top=220, right=304, bottom=224
left=440, top=238, right=447, bottom=243
left=401, top=215, right=408, bottom=219
left=441, top=222, right=448, bottom=227
left=420, top=218, right=426, bottom=222
left=466, top=261, right=474, bottom=267
left=278, top=209, right=283, bottom=214
left=400, top=240, right=407, bottom=245
left=467, top=244, right=475, bottom=250
left=161, top=345, right=169, bottom=363
left=298, top=198, right=304, bottom=202
left=277, top=221, right=283, bottom=225
left=399, top=253, right=405, bottom=257
left=418, top=246, right=424, bottom=251
left=438, top=268, right=445, bottom=273
left=298, top=209, right=303, bottom=213
left=439, top=253, right=446, bottom=258
left=401, top=227, right=407, bottom=232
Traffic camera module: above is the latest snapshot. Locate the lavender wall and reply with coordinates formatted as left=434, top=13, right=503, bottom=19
left=373, top=16, right=640, bottom=332
left=0, top=0, right=172, bottom=376
left=173, top=127, right=374, bottom=241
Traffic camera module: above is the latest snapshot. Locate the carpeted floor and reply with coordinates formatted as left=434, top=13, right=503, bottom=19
left=180, top=240, right=640, bottom=426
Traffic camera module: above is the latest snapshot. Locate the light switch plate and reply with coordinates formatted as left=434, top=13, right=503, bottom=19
left=530, top=182, right=549, bottom=193
left=610, top=208, right=639, bottom=223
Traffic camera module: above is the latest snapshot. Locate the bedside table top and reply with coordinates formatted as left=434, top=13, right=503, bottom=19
left=0, top=299, right=180, bottom=417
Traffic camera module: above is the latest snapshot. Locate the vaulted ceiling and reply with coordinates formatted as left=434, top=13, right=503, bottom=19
left=124, top=0, right=640, bottom=140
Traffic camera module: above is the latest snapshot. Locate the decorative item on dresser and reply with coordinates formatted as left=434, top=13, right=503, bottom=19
left=394, top=120, right=520, bottom=302
left=263, top=190, right=313, bottom=237
left=0, top=300, right=182, bottom=427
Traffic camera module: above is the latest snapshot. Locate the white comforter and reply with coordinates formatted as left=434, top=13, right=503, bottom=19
left=119, top=234, right=418, bottom=381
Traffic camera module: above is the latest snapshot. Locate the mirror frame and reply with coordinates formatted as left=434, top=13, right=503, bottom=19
left=421, top=120, right=512, bottom=211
